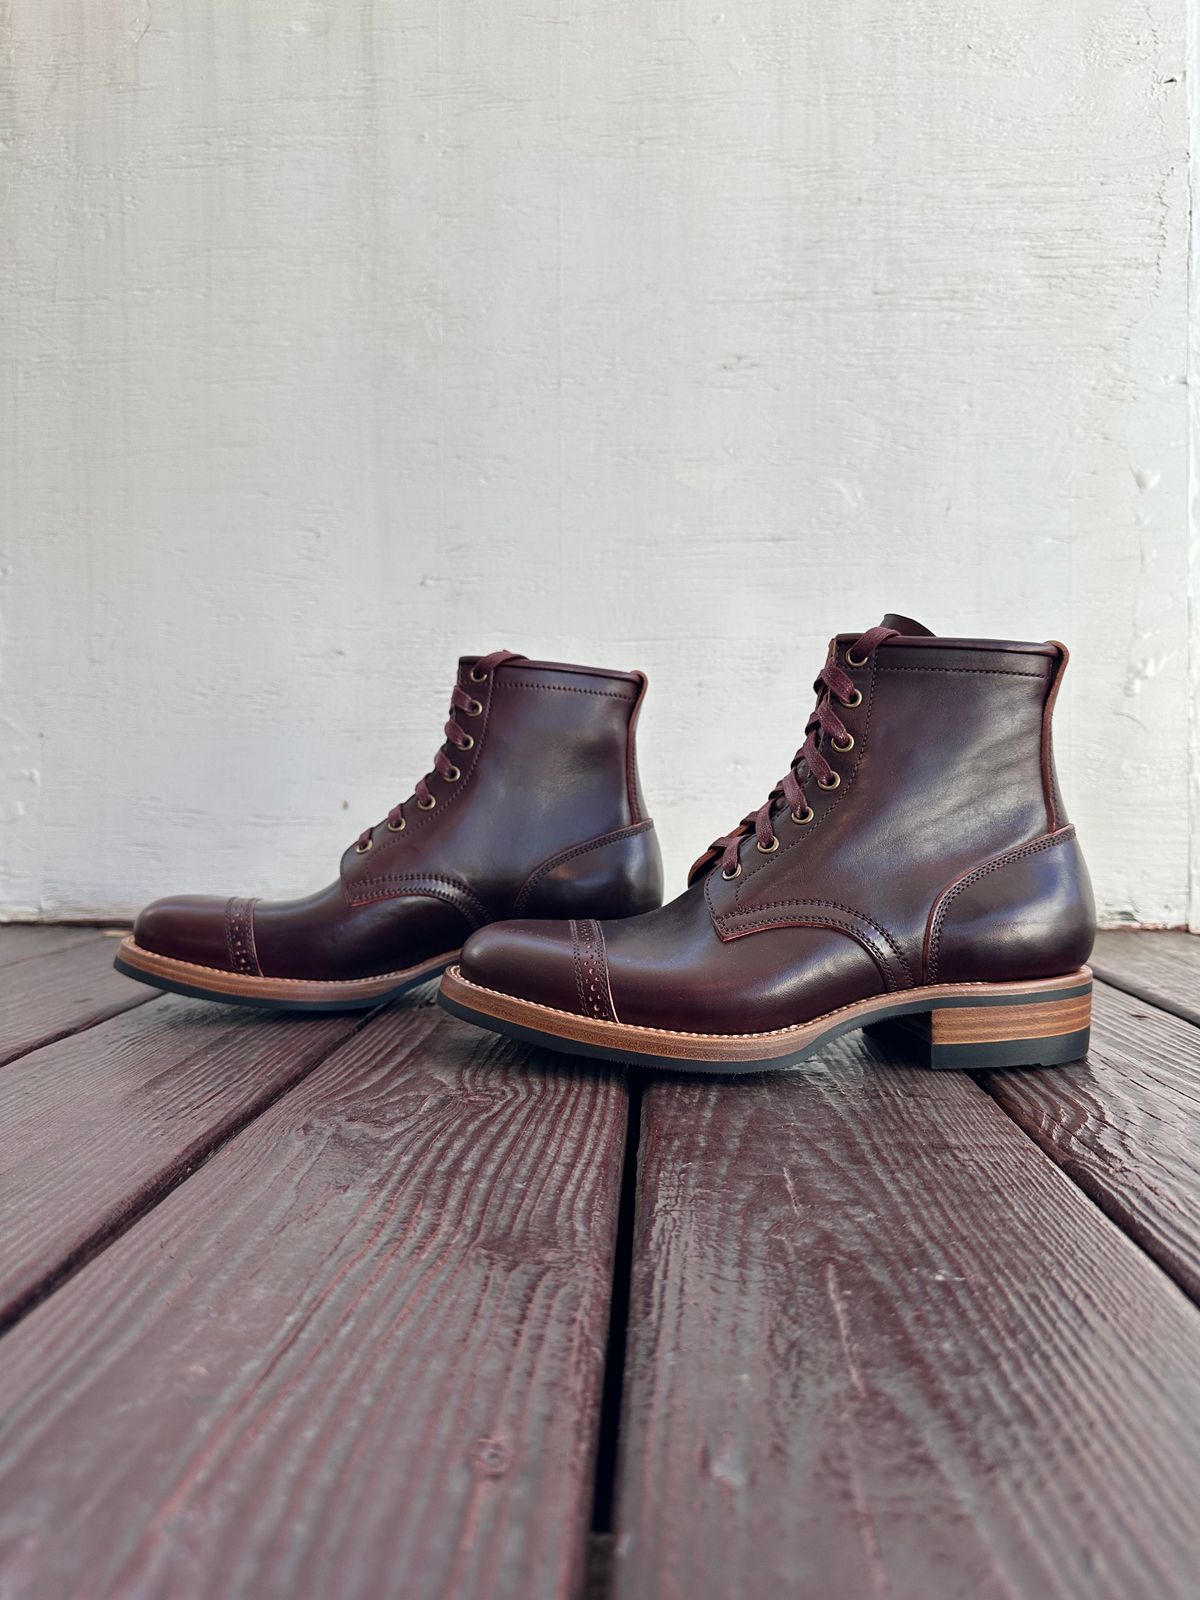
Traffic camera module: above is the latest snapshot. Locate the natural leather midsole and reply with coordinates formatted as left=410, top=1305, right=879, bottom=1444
left=439, top=965, right=1093, bottom=1064
left=116, top=937, right=460, bottom=1001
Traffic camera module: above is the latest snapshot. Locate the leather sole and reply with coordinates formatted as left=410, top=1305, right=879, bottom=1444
left=438, top=965, right=1093, bottom=1074
left=113, top=937, right=460, bottom=1012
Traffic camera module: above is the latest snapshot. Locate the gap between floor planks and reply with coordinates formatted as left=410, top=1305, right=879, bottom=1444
left=5, top=927, right=1197, bottom=1339
left=0, top=1000, right=628, bottom=1600
left=0, top=927, right=152, bottom=1069
left=1091, top=927, right=1200, bottom=1029
left=612, top=1011, right=1200, bottom=1600
left=3, top=927, right=1200, bottom=1599
left=1, top=933, right=1196, bottom=1344
left=0, top=992, right=382, bottom=1329
left=0, top=924, right=112, bottom=968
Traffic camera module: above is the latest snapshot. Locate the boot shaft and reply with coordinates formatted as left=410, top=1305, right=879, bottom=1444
left=343, top=653, right=662, bottom=920
left=704, top=626, right=1093, bottom=985
left=122, top=648, right=665, bottom=1000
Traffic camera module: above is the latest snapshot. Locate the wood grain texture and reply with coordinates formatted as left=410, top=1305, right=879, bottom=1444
left=978, top=980, right=1200, bottom=1303
left=0, top=934, right=155, bottom=1067
left=0, top=1004, right=626, bottom=1600
left=1092, top=930, right=1200, bottom=1028
left=0, top=925, right=111, bottom=968
left=614, top=1035, right=1200, bottom=1600
left=0, top=993, right=365, bottom=1327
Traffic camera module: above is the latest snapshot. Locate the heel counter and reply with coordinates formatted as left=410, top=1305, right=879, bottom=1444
left=515, top=821, right=664, bottom=921
left=926, top=828, right=1095, bottom=985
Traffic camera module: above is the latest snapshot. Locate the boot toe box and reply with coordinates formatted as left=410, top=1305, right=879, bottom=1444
left=459, top=920, right=587, bottom=1016
left=133, top=895, right=236, bottom=972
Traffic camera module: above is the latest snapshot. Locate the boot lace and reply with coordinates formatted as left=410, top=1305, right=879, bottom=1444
left=355, top=649, right=524, bottom=852
left=703, top=626, right=898, bottom=879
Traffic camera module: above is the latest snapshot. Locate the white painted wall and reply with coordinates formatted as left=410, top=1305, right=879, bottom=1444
left=1, top=0, right=1194, bottom=926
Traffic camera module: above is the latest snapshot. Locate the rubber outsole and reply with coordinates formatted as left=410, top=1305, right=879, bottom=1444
left=437, top=966, right=1093, bottom=1075
left=113, top=938, right=459, bottom=1013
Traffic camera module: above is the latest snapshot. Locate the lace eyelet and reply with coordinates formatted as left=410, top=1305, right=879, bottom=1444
left=355, top=838, right=373, bottom=853
left=445, top=765, right=462, bottom=782
left=832, top=733, right=854, bottom=753
left=466, top=699, right=483, bottom=717
left=386, top=817, right=406, bottom=833
left=845, top=649, right=868, bottom=668
left=791, top=806, right=815, bottom=825
left=457, top=734, right=475, bottom=751
left=756, top=837, right=780, bottom=854
left=838, top=689, right=862, bottom=708
left=722, top=863, right=742, bottom=880
left=418, top=795, right=437, bottom=810
left=818, top=772, right=841, bottom=791
left=469, top=668, right=488, bottom=683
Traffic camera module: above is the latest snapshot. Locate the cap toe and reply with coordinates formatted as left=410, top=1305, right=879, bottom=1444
left=133, top=895, right=235, bottom=971
left=460, top=919, right=588, bottom=1016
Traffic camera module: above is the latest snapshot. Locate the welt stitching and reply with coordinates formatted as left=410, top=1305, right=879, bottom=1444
left=443, top=968, right=1092, bottom=1040
left=721, top=898, right=913, bottom=985
left=514, top=821, right=653, bottom=914
left=927, top=829, right=1075, bottom=981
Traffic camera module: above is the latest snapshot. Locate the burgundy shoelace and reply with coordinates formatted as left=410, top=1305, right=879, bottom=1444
left=355, top=649, right=523, bottom=852
left=705, top=626, right=898, bottom=879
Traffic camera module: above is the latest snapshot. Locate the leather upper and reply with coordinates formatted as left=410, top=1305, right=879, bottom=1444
left=460, top=621, right=1097, bottom=1032
left=132, top=655, right=664, bottom=981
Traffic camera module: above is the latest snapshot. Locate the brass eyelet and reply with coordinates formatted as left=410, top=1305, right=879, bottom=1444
left=466, top=699, right=483, bottom=717
left=722, top=863, right=742, bottom=880
left=457, top=734, right=475, bottom=751
left=791, top=806, right=815, bottom=825
left=818, top=772, right=841, bottom=791
left=418, top=795, right=437, bottom=810
left=756, top=837, right=780, bottom=854
left=445, top=765, right=462, bottom=782
left=845, top=649, right=868, bottom=668
left=386, top=817, right=406, bottom=833
left=469, top=668, right=488, bottom=683
left=839, top=689, right=863, bottom=708
left=355, top=838, right=373, bottom=853
left=832, top=733, right=855, bottom=753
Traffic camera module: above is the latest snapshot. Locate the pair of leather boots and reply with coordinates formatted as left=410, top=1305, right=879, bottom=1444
left=116, top=616, right=1096, bottom=1073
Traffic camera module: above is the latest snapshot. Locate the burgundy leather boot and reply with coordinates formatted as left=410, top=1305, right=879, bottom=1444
left=440, top=618, right=1096, bottom=1073
left=116, top=651, right=663, bottom=1009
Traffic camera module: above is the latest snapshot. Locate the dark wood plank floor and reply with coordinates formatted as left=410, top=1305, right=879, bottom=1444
left=1092, top=929, right=1200, bottom=1028
left=0, top=928, right=153, bottom=1066
left=1, top=927, right=1198, bottom=1599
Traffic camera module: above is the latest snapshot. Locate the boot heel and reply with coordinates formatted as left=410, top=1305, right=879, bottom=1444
left=921, top=979, right=1092, bottom=1070
left=868, top=976, right=1093, bottom=1070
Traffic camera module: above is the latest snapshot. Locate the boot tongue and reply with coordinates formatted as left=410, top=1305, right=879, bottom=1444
left=879, top=612, right=934, bottom=636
